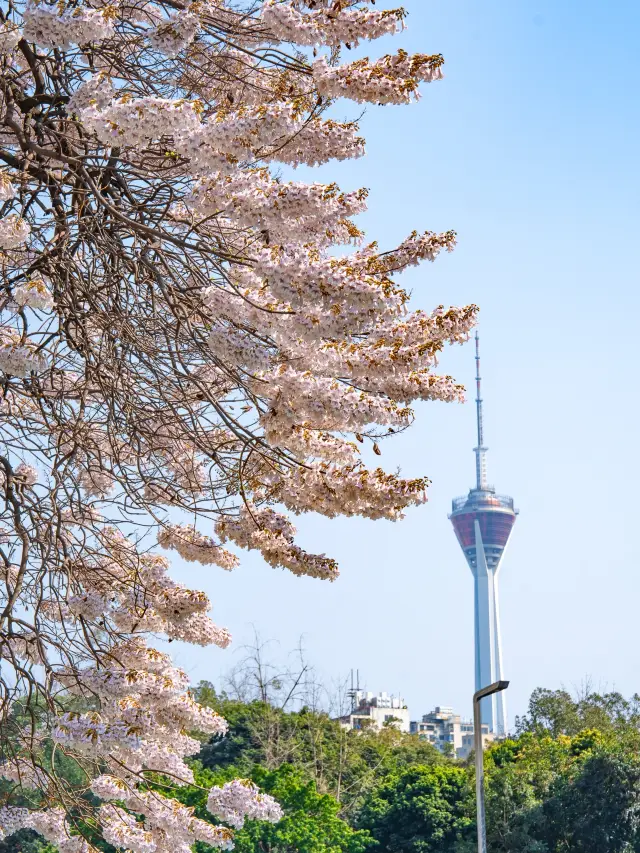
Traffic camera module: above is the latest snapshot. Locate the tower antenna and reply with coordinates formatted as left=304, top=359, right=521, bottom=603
left=474, top=332, right=488, bottom=490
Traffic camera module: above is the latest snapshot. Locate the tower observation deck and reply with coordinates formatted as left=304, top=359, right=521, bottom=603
left=448, top=334, right=517, bottom=736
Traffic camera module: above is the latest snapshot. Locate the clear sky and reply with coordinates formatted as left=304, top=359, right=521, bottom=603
left=167, top=0, right=640, bottom=727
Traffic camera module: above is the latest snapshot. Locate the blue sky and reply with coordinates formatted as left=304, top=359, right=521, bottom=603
left=167, top=0, right=640, bottom=726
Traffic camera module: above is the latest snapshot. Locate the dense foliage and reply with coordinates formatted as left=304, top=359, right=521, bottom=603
left=6, top=684, right=640, bottom=853
left=198, top=687, right=640, bottom=853
left=356, top=765, right=474, bottom=853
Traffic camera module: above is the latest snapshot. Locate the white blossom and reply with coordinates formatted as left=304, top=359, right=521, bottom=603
left=0, top=215, right=30, bottom=249
left=23, top=3, right=115, bottom=49
left=158, top=524, right=239, bottom=569
left=207, top=780, right=283, bottom=829
left=68, top=73, right=113, bottom=114
left=14, top=462, right=38, bottom=485
left=149, top=9, right=201, bottom=57
left=313, top=51, right=444, bottom=104
left=0, top=327, right=47, bottom=376
left=0, top=171, right=16, bottom=200
left=13, top=279, right=54, bottom=311
left=261, top=1, right=405, bottom=47
left=0, top=23, right=22, bottom=55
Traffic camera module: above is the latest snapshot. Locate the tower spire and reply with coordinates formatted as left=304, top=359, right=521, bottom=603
left=474, top=332, right=488, bottom=490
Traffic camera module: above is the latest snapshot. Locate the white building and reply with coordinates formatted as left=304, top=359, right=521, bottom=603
left=410, top=706, right=495, bottom=759
left=340, top=691, right=410, bottom=733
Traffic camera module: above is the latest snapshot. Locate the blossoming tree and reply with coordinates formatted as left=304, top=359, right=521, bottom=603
left=0, top=0, right=476, bottom=850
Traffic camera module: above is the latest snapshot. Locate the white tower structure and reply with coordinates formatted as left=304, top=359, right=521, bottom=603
left=449, top=334, right=517, bottom=735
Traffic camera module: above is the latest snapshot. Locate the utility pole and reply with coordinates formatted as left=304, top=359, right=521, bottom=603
left=473, top=680, right=509, bottom=853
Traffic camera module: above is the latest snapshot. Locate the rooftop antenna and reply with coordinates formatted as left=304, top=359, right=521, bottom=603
left=473, top=332, right=488, bottom=490
left=347, top=669, right=361, bottom=711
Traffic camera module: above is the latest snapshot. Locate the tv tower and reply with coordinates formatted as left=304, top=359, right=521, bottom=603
left=449, top=334, right=517, bottom=735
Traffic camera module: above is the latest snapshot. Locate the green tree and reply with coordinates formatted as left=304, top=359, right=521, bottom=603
left=540, top=749, right=640, bottom=852
left=484, top=729, right=640, bottom=852
left=516, top=688, right=640, bottom=738
left=483, top=733, right=576, bottom=852
left=356, top=765, right=475, bottom=853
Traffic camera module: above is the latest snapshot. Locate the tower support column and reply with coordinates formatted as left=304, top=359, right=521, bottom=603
left=492, top=571, right=507, bottom=736
left=473, top=520, right=496, bottom=730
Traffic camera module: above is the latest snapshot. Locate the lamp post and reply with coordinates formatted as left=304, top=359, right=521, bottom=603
left=473, top=680, right=509, bottom=853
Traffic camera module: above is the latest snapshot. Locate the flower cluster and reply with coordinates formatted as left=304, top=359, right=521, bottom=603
left=0, top=215, right=30, bottom=249
left=13, top=279, right=54, bottom=311
left=261, top=1, right=406, bottom=48
left=185, top=170, right=368, bottom=243
left=67, top=73, right=113, bottom=114
left=270, top=463, right=429, bottom=521
left=64, top=532, right=234, bottom=648
left=14, top=462, right=39, bottom=485
left=80, top=96, right=202, bottom=148
left=207, top=780, right=283, bottom=829
left=0, top=759, right=51, bottom=791
left=52, top=639, right=228, bottom=785
left=375, top=229, right=458, bottom=272
left=217, top=504, right=339, bottom=581
left=149, top=9, right=201, bottom=57
left=245, top=244, right=408, bottom=329
left=261, top=418, right=360, bottom=464
left=257, top=365, right=414, bottom=432
left=268, top=118, right=366, bottom=168
left=0, top=807, right=90, bottom=853
left=23, top=3, right=115, bottom=49
left=0, top=22, right=21, bottom=54
left=208, top=323, right=274, bottom=372
left=94, top=776, right=235, bottom=852
left=0, top=172, right=16, bottom=200
left=158, top=524, right=239, bottom=569
left=313, top=51, right=444, bottom=104
left=0, top=807, right=31, bottom=841
left=0, top=327, right=47, bottom=376
left=78, top=468, right=115, bottom=498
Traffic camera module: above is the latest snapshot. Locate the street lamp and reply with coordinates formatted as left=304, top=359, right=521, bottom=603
left=473, top=680, right=509, bottom=853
